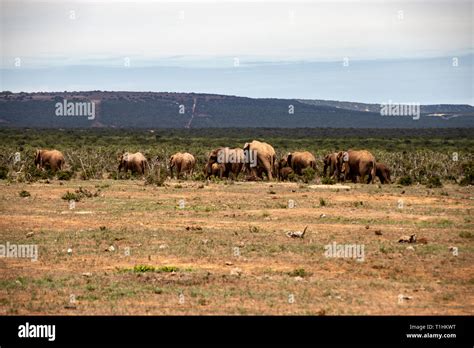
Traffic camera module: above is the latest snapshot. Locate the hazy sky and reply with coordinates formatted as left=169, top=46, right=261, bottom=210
left=1, top=0, right=473, bottom=103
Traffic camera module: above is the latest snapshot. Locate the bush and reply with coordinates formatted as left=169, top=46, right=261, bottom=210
left=459, top=161, right=474, bottom=186
left=133, top=265, right=156, bottom=273
left=301, top=167, right=316, bottom=183
left=62, top=191, right=81, bottom=202
left=0, top=166, right=8, bottom=180
left=19, top=190, right=31, bottom=197
left=145, top=166, right=167, bottom=186
left=426, top=176, right=443, bottom=188
left=287, top=268, right=312, bottom=277
left=321, top=176, right=335, bottom=185
left=319, top=198, right=327, bottom=206
left=57, top=170, right=74, bottom=181
left=398, top=175, right=413, bottom=186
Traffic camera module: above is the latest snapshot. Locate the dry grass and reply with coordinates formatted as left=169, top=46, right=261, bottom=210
left=0, top=179, right=473, bottom=315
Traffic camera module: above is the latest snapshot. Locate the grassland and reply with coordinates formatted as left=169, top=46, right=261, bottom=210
left=0, top=128, right=472, bottom=315
left=0, top=179, right=472, bottom=315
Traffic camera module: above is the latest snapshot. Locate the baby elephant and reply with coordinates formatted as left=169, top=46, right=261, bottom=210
left=118, top=152, right=147, bottom=175
left=279, top=167, right=294, bottom=181
left=374, top=163, right=392, bottom=184
left=205, top=162, right=225, bottom=179
left=34, top=149, right=65, bottom=172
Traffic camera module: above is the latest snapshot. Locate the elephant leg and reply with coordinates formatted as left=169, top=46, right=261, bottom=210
left=263, top=162, right=273, bottom=180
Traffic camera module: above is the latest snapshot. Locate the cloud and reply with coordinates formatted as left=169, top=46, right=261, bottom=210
left=1, top=1, right=472, bottom=68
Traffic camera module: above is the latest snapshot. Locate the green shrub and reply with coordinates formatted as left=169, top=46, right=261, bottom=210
left=459, top=231, right=473, bottom=239
left=398, top=175, right=413, bottom=186
left=0, top=166, right=8, bottom=180
left=459, top=161, right=474, bottom=186
left=133, top=265, right=156, bottom=273
left=19, top=190, right=31, bottom=198
left=57, top=170, right=74, bottom=181
left=301, top=167, right=316, bottom=183
left=426, top=176, right=443, bottom=188
left=61, top=191, right=81, bottom=202
left=321, top=176, right=335, bottom=185
left=287, top=268, right=312, bottom=277
left=145, top=166, right=167, bottom=186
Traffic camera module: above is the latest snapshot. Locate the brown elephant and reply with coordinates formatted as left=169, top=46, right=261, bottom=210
left=34, top=149, right=65, bottom=172
left=373, top=163, right=391, bottom=184
left=118, top=152, right=147, bottom=175
left=275, top=158, right=291, bottom=180
left=286, top=151, right=317, bottom=175
left=279, top=167, right=294, bottom=181
left=323, top=152, right=339, bottom=178
left=243, top=140, right=276, bottom=180
left=205, top=147, right=244, bottom=179
left=337, top=150, right=376, bottom=184
left=169, top=152, right=195, bottom=179
left=205, top=162, right=225, bottom=179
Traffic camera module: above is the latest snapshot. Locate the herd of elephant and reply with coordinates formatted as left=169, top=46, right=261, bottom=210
left=34, top=139, right=392, bottom=184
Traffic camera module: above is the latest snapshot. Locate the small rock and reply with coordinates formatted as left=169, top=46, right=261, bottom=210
left=201, top=239, right=209, bottom=245
left=159, top=244, right=168, bottom=249
left=82, top=272, right=92, bottom=277
left=286, top=226, right=308, bottom=238
left=107, top=245, right=115, bottom=252
left=320, top=213, right=326, bottom=218
left=26, top=232, right=34, bottom=238
left=399, top=234, right=417, bottom=243
left=374, top=230, right=383, bottom=236
left=230, top=267, right=242, bottom=276
left=67, top=248, right=73, bottom=254
left=294, top=276, right=303, bottom=282
left=225, top=261, right=233, bottom=266
left=365, top=225, right=370, bottom=230
left=406, top=246, right=415, bottom=251
left=64, top=304, right=77, bottom=309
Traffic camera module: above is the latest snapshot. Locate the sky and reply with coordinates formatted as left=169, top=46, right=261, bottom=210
left=0, top=0, right=473, bottom=104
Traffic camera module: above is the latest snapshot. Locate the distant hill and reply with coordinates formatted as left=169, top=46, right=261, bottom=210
left=1, top=91, right=473, bottom=128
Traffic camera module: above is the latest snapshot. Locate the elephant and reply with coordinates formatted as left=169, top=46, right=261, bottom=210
left=34, top=149, right=65, bottom=172
left=169, top=152, right=196, bottom=179
left=243, top=140, right=276, bottom=180
left=373, top=163, right=392, bottom=184
left=323, top=152, right=339, bottom=178
left=118, top=152, right=147, bottom=175
left=337, top=150, right=376, bottom=184
left=205, top=147, right=244, bottom=179
left=279, top=167, right=294, bottom=181
left=275, top=158, right=290, bottom=180
left=286, top=151, right=317, bottom=175
left=205, top=162, right=225, bottom=179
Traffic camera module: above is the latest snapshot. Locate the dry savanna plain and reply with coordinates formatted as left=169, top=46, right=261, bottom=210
left=0, top=178, right=473, bottom=315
